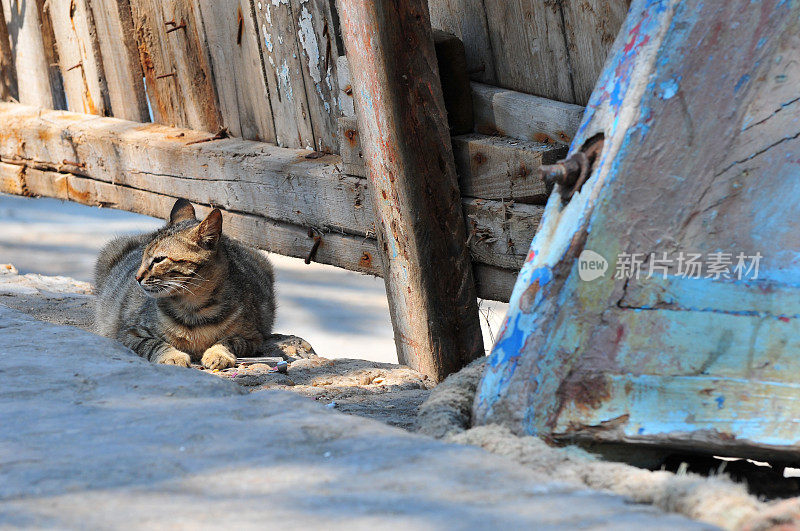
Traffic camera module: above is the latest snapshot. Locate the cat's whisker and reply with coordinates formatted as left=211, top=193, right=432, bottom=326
left=170, top=276, right=205, bottom=287
left=169, top=279, right=204, bottom=290
left=163, top=280, right=194, bottom=295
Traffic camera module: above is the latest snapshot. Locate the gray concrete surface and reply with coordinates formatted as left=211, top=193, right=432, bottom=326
left=0, top=305, right=709, bottom=529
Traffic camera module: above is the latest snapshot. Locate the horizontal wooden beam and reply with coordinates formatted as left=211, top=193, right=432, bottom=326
left=0, top=103, right=523, bottom=301
left=339, top=116, right=566, bottom=203
left=471, top=82, right=585, bottom=145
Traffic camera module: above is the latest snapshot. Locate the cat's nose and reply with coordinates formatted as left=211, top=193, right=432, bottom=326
left=135, top=270, right=146, bottom=283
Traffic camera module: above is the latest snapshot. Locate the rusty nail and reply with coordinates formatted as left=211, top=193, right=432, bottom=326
left=66, top=62, right=82, bottom=72
left=165, top=19, right=176, bottom=27
left=359, top=251, right=372, bottom=268
left=156, top=72, right=177, bottom=80
left=305, top=228, right=322, bottom=264
left=166, top=21, right=186, bottom=33
left=344, top=84, right=353, bottom=96
left=62, top=159, right=86, bottom=169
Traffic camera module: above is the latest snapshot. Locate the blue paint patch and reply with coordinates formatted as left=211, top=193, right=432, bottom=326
left=638, top=427, right=645, bottom=434
left=715, top=395, right=725, bottom=409
left=659, top=78, right=679, bottom=99
left=757, top=37, right=767, bottom=48
left=734, top=74, right=750, bottom=92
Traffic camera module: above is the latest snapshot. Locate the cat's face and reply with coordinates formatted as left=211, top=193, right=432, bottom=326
left=135, top=200, right=222, bottom=298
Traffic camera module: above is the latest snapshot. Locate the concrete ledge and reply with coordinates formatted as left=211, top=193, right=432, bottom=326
left=0, top=306, right=705, bottom=529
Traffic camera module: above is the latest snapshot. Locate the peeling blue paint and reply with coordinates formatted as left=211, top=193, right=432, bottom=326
left=659, top=78, right=679, bottom=99
left=734, top=74, right=750, bottom=92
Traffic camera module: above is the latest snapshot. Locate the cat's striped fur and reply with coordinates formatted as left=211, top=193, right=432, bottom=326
left=94, top=199, right=276, bottom=369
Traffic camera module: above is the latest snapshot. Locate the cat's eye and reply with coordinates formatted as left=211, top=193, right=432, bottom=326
left=151, top=256, right=167, bottom=265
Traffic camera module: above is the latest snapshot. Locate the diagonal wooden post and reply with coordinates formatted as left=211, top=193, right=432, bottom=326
left=336, top=0, right=484, bottom=381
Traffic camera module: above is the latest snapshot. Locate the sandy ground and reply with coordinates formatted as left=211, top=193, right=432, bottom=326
left=0, top=193, right=508, bottom=364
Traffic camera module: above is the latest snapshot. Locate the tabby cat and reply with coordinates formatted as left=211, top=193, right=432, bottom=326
left=94, top=199, right=276, bottom=369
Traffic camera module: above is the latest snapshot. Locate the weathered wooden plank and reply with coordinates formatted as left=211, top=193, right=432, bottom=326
left=0, top=103, right=540, bottom=275
left=472, top=82, right=584, bottom=144
left=337, top=116, right=364, bottom=176
left=473, top=263, right=515, bottom=303
left=88, top=0, right=149, bottom=122
left=452, top=134, right=566, bottom=202
left=0, top=2, right=17, bottom=101
left=336, top=55, right=354, bottom=118
left=432, top=29, right=473, bottom=135
left=463, top=198, right=543, bottom=270
left=45, top=0, right=109, bottom=115
left=291, top=0, right=341, bottom=152
left=482, top=0, right=574, bottom=103
left=251, top=0, right=314, bottom=149
left=0, top=158, right=518, bottom=302
left=2, top=0, right=64, bottom=108
left=194, top=0, right=276, bottom=142
left=562, top=0, right=630, bottom=105
left=427, top=0, right=495, bottom=84
left=128, top=0, right=222, bottom=131
left=0, top=161, right=380, bottom=275
left=340, top=116, right=566, bottom=202
left=338, top=0, right=484, bottom=380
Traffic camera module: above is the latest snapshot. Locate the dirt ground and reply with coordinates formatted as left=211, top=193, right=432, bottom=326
left=0, top=264, right=433, bottom=430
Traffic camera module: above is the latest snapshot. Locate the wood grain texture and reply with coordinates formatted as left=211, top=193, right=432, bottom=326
left=452, top=134, right=567, bottom=202
left=0, top=3, right=17, bottom=100
left=251, top=0, right=314, bottom=149
left=340, top=116, right=568, bottom=203
left=2, top=0, right=64, bottom=108
left=291, top=0, right=341, bottom=152
left=0, top=158, right=519, bottom=302
left=88, top=0, right=149, bottom=121
left=338, top=0, right=484, bottom=380
left=45, top=0, right=110, bottom=115
left=427, top=0, right=496, bottom=84
left=129, top=0, right=222, bottom=131
left=336, top=55, right=354, bottom=118
left=0, top=161, right=380, bottom=275
left=483, top=0, right=574, bottom=103
left=472, top=81, right=584, bottom=144
left=194, top=0, right=276, bottom=142
left=0, top=103, right=537, bottom=279
left=463, top=198, right=543, bottom=270
left=562, top=0, right=630, bottom=104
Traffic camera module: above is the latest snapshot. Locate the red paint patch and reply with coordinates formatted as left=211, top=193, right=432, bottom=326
left=779, top=316, right=790, bottom=323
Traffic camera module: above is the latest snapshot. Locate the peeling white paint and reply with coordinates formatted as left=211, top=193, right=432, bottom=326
left=269, top=55, right=275, bottom=67
left=297, top=6, right=321, bottom=85
left=265, top=5, right=272, bottom=24
left=271, top=0, right=288, bottom=5
left=258, top=2, right=262, bottom=10
left=278, top=60, right=293, bottom=101
left=263, top=27, right=273, bottom=52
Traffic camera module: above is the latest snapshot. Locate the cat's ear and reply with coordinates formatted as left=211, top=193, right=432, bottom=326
left=169, top=198, right=196, bottom=224
left=195, top=208, right=222, bottom=249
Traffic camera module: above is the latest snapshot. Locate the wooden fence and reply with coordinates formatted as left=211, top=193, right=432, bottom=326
left=0, top=0, right=626, bottom=378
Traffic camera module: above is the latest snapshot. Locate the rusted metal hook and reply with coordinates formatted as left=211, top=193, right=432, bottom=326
left=305, top=228, right=322, bottom=264
left=540, top=137, right=605, bottom=202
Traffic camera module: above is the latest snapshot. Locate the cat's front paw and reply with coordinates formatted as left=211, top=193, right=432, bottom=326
left=201, top=344, right=236, bottom=370
left=153, top=347, right=191, bottom=367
